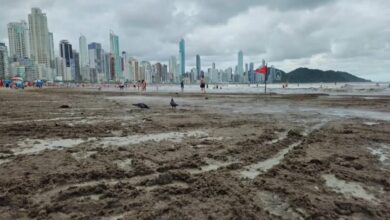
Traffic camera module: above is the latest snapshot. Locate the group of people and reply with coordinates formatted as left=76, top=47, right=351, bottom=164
left=0, top=79, right=44, bottom=89
left=137, top=80, right=147, bottom=93
left=180, top=77, right=208, bottom=94
left=118, top=80, right=147, bottom=93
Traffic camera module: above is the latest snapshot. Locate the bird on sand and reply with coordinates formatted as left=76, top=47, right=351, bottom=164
left=170, top=98, right=178, bottom=109
left=133, top=103, right=150, bottom=109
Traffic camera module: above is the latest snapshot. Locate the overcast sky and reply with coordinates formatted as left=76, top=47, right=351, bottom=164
left=1, top=0, right=389, bottom=81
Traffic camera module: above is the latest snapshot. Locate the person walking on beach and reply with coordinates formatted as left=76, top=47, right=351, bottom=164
left=200, top=77, right=206, bottom=93
left=140, top=80, right=146, bottom=94
left=181, top=80, right=184, bottom=92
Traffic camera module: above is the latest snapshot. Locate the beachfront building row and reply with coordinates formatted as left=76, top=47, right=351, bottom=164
left=1, top=7, right=276, bottom=84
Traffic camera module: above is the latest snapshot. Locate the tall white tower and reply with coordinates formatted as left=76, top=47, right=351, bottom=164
left=7, top=21, right=30, bottom=60
left=79, top=35, right=88, bottom=67
left=237, top=50, right=244, bottom=75
left=28, top=8, right=50, bottom=66
left=48, top=32, right=55, bottom=67
left=0, top=43, right=9, bottom=79
left=169, top=56, right=177, bottom=82
left=79, top=35, right=89, bottom=81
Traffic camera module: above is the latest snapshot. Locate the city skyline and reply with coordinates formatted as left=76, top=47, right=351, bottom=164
left=0, top=0, right=389, bottom=81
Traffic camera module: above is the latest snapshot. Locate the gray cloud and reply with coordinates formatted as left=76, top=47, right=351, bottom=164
left=0, top=0, right=389, bottom=81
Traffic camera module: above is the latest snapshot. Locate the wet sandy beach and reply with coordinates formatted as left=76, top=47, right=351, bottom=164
left=0, top=88, right=389, bottom=219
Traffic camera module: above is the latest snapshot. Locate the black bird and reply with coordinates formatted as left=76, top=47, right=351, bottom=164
left=170, top=98, right=178, bottom=109
left=133, top=103, right=150, bottom=109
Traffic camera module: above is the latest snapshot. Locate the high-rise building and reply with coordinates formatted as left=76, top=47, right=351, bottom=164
left=168, top=56, right=177, bottom=82
left=55, top=56, right=66, bottom=81
left=179, top=39, right=185, bottom=76
left=141, top=61, right=152, bottom=83
left=78, top=35, right=89, bottom=81
left=196, top=54, right=201, bottom=80
left=129, top=58, right=139, bottom=82
left=237, top=50, right=244, bottom=76
left=28, top=8, right=50, bottom=66
left=88, top=42, right=104, bottom=83
left=7, top=21, right=30, bottom=61
left=211, top=62, right=218, bottom=83
left=0, top=43, right=9, bottom=79
left=110, top=31, right=121, bottom=80
left=48, top=32, right=55, bottom=68
left=78, top=35, right=88, bottom=67
left=249, top=62, right=255, bottom=83
left=162, top=64, right=168, bottom=82
left=73, top=50, right=81, bottom=82
left=103, top=53, right=111, bottom=82
left=121, top=51, right=130, bottom=81
left=244, top=63, right=249, bottom=83
left=59, top=40, right=74, bottom=81
left=153, top=62, right=162, bottom=83
left=59, top=40, right=73, bottom=67
left=22, top=58, right=38, bottom=81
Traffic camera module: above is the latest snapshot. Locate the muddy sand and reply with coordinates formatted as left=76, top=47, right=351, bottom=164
left=0, top=88, right=389, bottom=219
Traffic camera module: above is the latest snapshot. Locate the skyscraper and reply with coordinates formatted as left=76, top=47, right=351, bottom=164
left=48, top=32, right=55, bottom=68
left=73, top=50, right=81, bottom=82
left=249, top=62, right=255, bottom=83
left=141, top=61, right=152, bottom=83
left=237, top=50, right=244, bottom=76
left=59, top=40, right=74, bottom=81
left=7, top=21, right=30, bottom=61
left=168, top=56, right=177, bottom=82
left=88, top=42, right=104, bottom=83
left=103, top=53, right=111, bottom=82
left=28, top=8, right=50, bottom=66
left=79, top=35, right=89, bottom=81
left=78, top=35, right=88, bottom=67
left=129, top=58, right=139, bottom=81
left=0, top=43, right=9, bottom=79
left=55, top=56, right=66, bottom=80
left=162, top=64, right=168, bottom=82
left=196, top=54, right=201, bottom=80
left=110, top=31, right=121, bottom=80
left=154, top=62, right=162, bottom=83
left=179, top=39, right=185, bottom=76
left=59, top=40, right=73, bottom=67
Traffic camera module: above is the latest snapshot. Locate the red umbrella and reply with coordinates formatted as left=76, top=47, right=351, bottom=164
left=11, top=77, right=23, bottom=81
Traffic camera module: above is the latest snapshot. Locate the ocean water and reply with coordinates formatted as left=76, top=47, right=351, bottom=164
left=100, top=82, right=390, bottom=96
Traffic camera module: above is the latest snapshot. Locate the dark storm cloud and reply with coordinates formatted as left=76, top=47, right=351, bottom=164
left=194, top=0, right=335, bottom=24
left=0, top=0, right=389, bottom=81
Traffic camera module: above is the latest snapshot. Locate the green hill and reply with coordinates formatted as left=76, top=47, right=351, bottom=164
left=281, top=68, right=370, bottom=83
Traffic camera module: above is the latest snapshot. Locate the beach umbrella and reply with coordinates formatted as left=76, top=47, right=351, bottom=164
left=11, top=76, right=23, bottom=81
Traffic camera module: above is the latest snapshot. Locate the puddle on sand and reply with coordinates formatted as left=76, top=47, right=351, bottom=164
left=89, top=194, right=101, bottom=201
left=77, top=194, right=102, bottom=201
left=200, top=136, right=225, bottom=141
left=100, top=130, right=208, bottom=147
left=363, top=122, right=380, bottom=126
left=267, top=131, right=288, bottom=144
left=322, top=174, right=378, bottom=203
left=110, top=130, right=123, bottom=136
left=302, top=120, right=328, bottom=136
left=14, top=130, right=206, bottom=158
left=241, top=141, right=302, bottom=179
left=136, top=182, right=189, bottom=191
left=71, top=151, right=97, bottom=161
left=0, top=159, right=11, bottom=165
left=102, top=211, right=135, bottom=220
left=188, top=159, right=234, bottom=174
left=254, top=191, right=306, bottom=220
left=369, top=144, right=390, bottom=170
left=113, top=158, right=132, bottom=171
left=34, top=174, right=159, bottom=203
left=15, top=138, right=93, bottom=155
